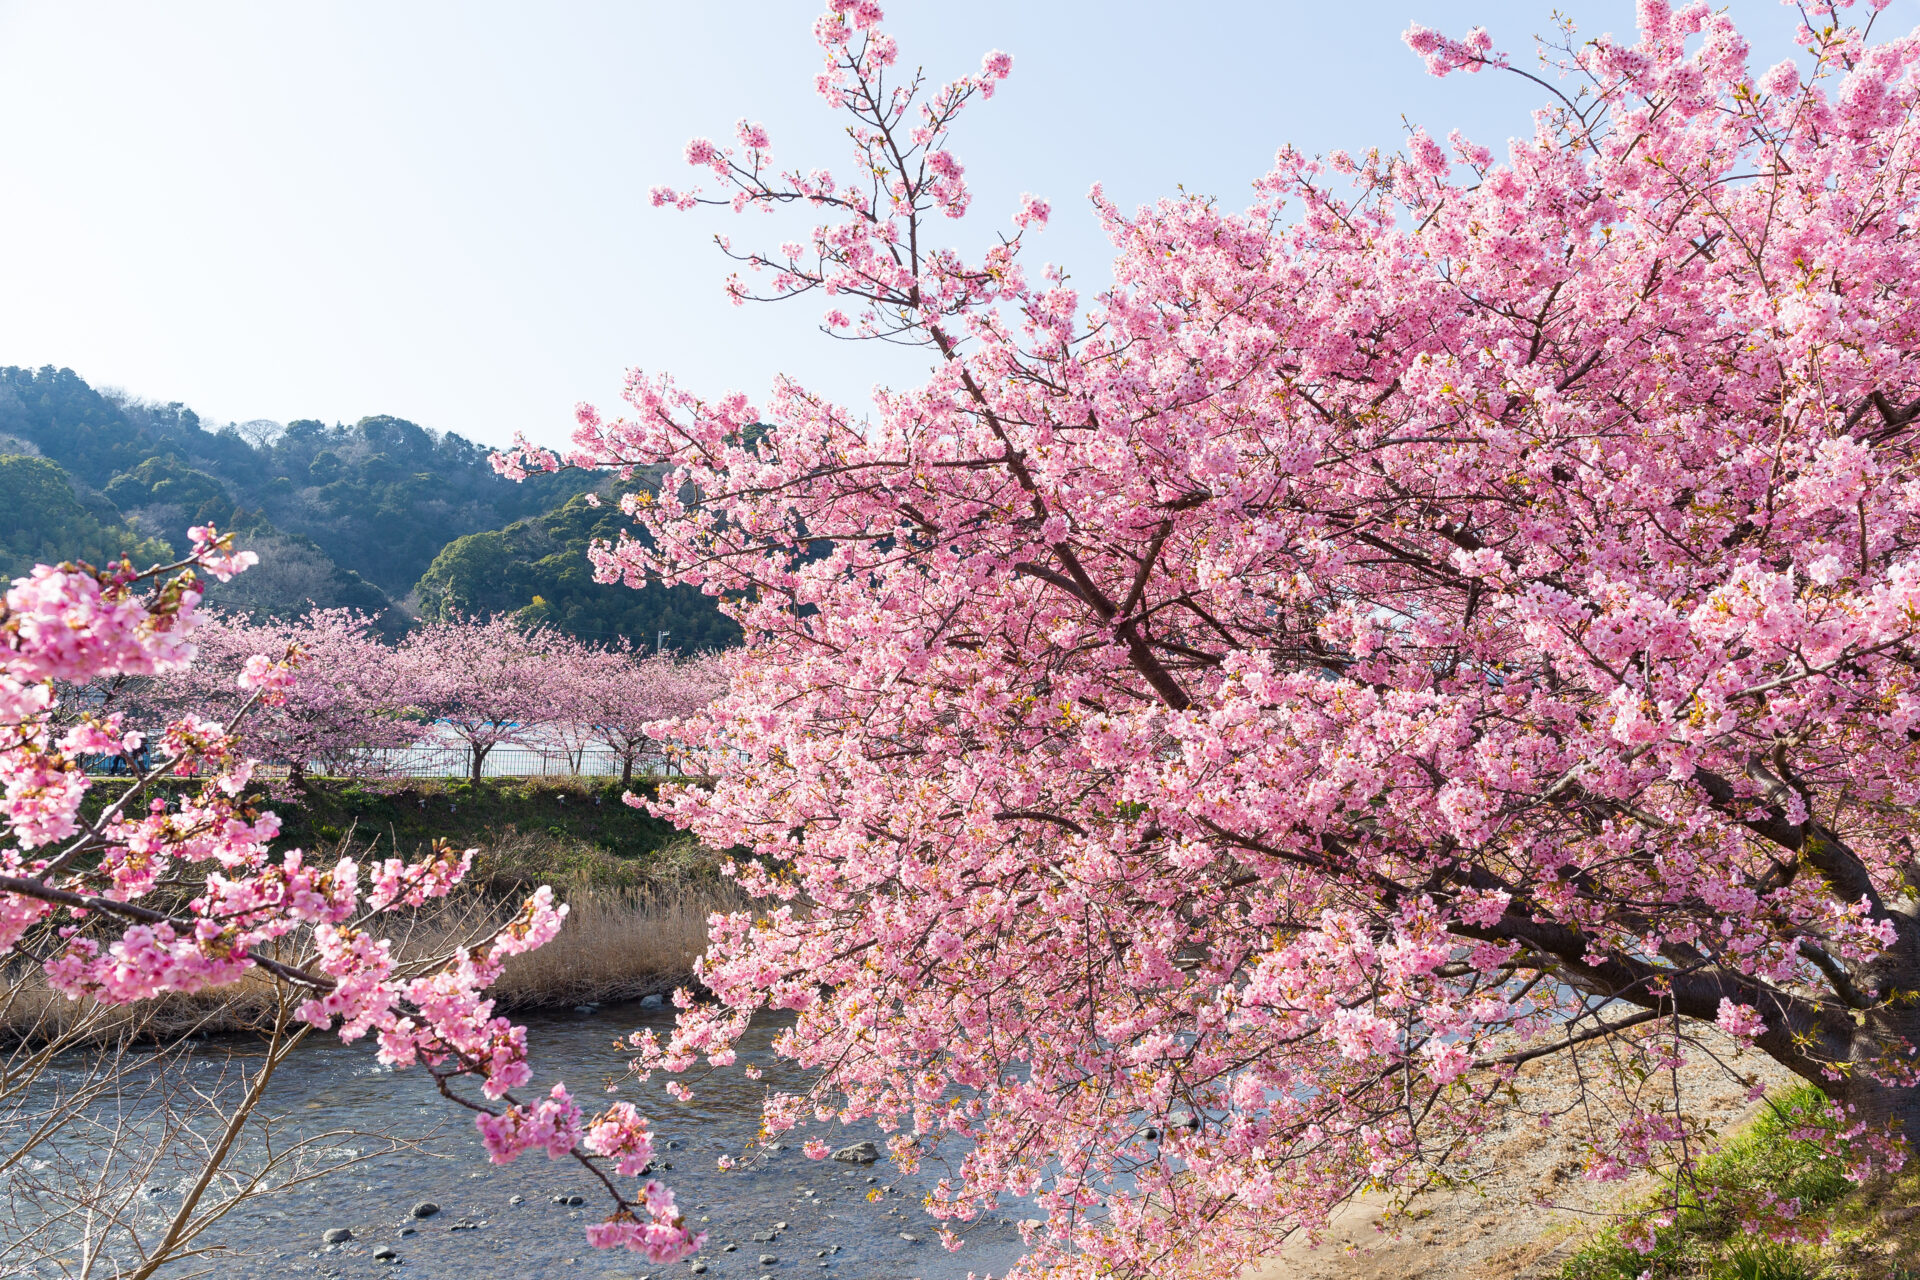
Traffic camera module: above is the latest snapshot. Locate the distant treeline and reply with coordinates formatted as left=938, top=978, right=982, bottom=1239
left=0, top=365, right=738, bottom=650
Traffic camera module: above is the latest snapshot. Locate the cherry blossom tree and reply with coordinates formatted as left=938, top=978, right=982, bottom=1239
left=155, top=608, right=423, bottom=784
left=394, top=615, right=561, bottom=785
left=495, top=1, right=1920, bottom=1274
left=553, top=644, right=730, bottom=786
left=0, top=532, right=699, bottom=1267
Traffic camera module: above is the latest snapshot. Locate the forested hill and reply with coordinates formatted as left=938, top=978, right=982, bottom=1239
left=413, top=481, right=742, bottom=651
left=0, top=365, right=735, bottom=649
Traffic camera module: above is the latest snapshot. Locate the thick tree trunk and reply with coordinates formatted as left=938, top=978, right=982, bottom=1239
left=621, top=754, right=634, bottom=788
left=1822, top=936, right=1920, bottom=1143
left=1839, top=1070, right=1920, bottom=1141
left=470, top=743, right=489, bottom=787
left=1741, top=902, right=1920, bottom=1145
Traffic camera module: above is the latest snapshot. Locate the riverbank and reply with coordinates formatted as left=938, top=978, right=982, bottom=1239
left=1245, top=1035, right=1920, bottom=1280
left=1, top=881, right=738, bottom=1043
left=6, top=775, right=741, bottom=1042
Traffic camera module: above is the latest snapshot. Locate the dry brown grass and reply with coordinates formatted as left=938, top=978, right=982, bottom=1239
left=0, top=879, right=743, bottom=1043
left=490, top=883, right=739, bottom=1007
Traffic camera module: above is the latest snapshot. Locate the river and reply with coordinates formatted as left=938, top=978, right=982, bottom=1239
left=18, top=1002, right=1031, bottom=1280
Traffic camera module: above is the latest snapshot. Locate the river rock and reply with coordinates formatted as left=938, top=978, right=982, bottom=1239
left=759, top=1254, right=778, bottom=1265
left=830, top=1140, right=879, bottom=1165
left=322, top=1228, right=352, bottom=1244
left=410, top=1200, right=440, bottom=1218
left=773, top=1221, right=788, bottom=1230
left=899, top=1233, right=921, bottom=1244
left=639, top=993, right=664, bottom=1007
left=373, top=1247, right=399, bottom=1262
left=689, top=1264, right=707, bottom=1275
left=510, top=1195, right=524, bottom=1205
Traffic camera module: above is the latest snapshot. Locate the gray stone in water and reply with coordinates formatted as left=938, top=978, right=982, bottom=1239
left=772, top=1221, right=788, bottom=1230
left=752, top=1231, right=776, bottom=1242
left=410, top=1201, right=440, bottom=1218
left=510, top=1195, right=524, bottom=1205
left=322, top=1229, right=353, bottom=1244
left=689, top=1265, right=708, bottom=1275
left=899, top=1233, right=922, bottom=1244
left=723, top=1243, right=738, bottom=1252
left=398, top=1227, right=415, bottom=1238
left=830, top=1140, right=879, bottom=1165
left=759, top=1255, right=778, bottom=1265
left=639, top=993, right=664, bottom=1007
left=373, top=1247, right=399, bottom=1262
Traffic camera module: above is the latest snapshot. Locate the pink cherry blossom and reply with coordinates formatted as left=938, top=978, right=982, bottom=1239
left=493, top=2, right=1920, bottom=1275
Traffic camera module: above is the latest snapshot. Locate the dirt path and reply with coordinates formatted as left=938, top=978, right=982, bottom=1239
left=1244, top=1035, right=1790, bottom=1280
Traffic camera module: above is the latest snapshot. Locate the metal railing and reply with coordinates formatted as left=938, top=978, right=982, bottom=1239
left=83, top=742, right=682, bottom=781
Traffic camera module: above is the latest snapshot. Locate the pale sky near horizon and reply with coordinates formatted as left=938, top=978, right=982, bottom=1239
left=0, top=1, right=1911, bottom=452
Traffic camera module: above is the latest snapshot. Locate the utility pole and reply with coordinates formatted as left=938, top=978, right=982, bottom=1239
left=656, top=630, right=670, bottom=657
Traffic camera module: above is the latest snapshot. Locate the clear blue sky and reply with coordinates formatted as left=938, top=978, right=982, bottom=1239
left=0, top=1, right=1908, bottom=450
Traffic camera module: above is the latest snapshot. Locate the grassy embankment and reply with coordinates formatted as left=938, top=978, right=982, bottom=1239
left=3, top=775, right=741, bottom=1039
left=1561, top=1083, right=1920, bottom=1280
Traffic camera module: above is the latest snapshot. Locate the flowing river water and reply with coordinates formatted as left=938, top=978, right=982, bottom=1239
left=22, top=1002, right=1032, bottom=1280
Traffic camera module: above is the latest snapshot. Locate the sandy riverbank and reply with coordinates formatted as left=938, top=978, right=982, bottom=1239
left=1242, top=1034, right=1793, bottom=1280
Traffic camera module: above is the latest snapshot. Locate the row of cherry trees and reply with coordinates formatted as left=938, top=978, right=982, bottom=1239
left=92, top=611, right=728, bottom=786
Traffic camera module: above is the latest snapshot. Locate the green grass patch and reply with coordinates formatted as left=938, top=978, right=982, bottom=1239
left=1562, top=1083, right=1920, bottom=1280
left=84, top=774, right=720, bottom=895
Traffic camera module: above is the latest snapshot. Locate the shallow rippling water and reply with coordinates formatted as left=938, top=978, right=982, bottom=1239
left=28, top=1002, right=1029, bottom=1280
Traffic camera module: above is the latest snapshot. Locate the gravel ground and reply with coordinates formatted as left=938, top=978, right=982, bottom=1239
left=1246, top=1032, right=1793, bottom=1280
